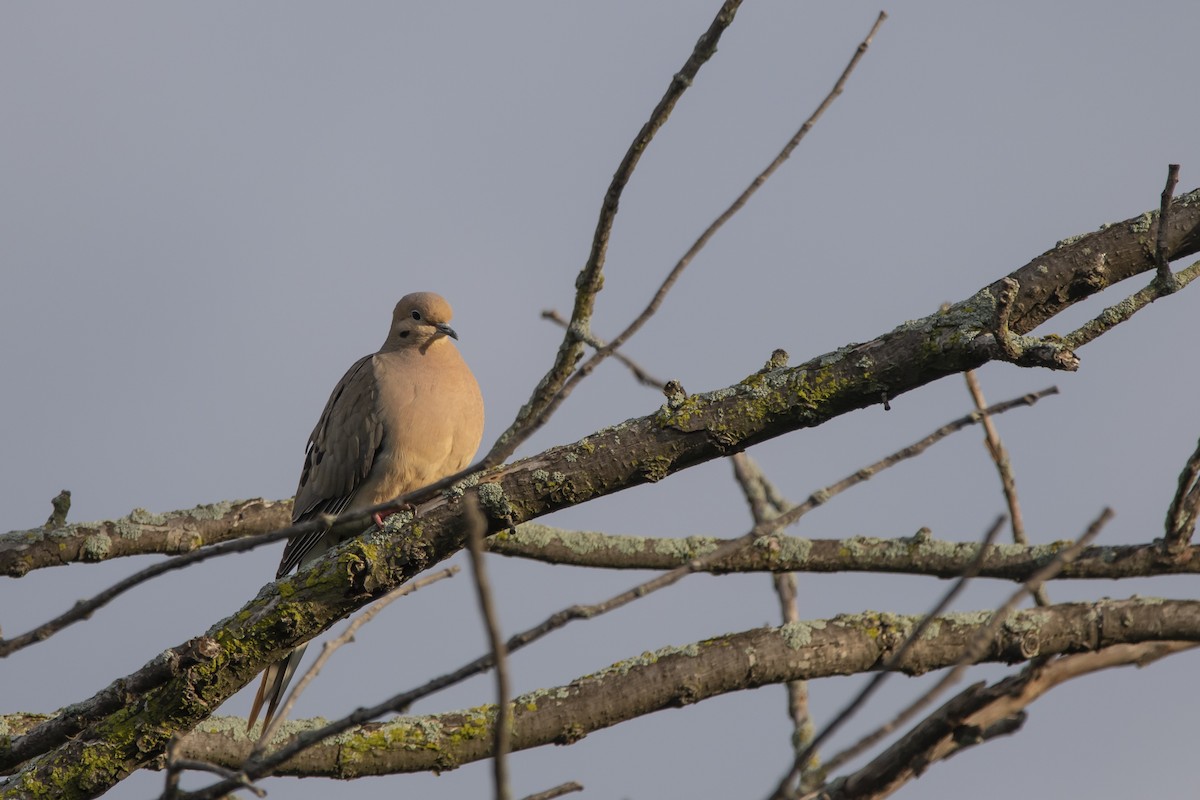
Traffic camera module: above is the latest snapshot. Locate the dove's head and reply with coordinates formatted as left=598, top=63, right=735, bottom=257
left=384, top=292, right=459, bottom=351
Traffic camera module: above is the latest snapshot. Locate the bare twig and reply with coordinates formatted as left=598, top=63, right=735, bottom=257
left=0, top=525, right=298, bottom=658
left=520, top=13, right=889, bottom=436
left=541, top=308, right=666, bottom=390
left=164, top=734, right=265, bottom=800
left=519, top=781, right=584, bottom=800
left=1156, top=164, right=1182, bottom=288
left=753, top=389, right=1056, bottom=541
left=465, top=499, right=513, bottom=800
left=1062, top=258, right=1200, bottom=350
left=815, top=508, right=1111, bottom=779
left=42, top=490, right=71, bottom=529
left=731, top=454, right=814, bottom=795
left=769, top=517, right=1005, bottom=799
left=731, top=452, right=784, bottom=522
left=253, top=567, right=459, bottom=749
left=963, top=371, right=1048, bottom=607
left=161, top=736, right=183, bottom=800
left=992, top=278, right=1023, bottom=362
left=1163, top=435, right=1200, bottom=555
left=814, top=641, right=1197, bottom=800
left=486, top=0, right=746, bottom=464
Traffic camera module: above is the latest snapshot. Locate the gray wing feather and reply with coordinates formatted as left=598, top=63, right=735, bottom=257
left=277, top=354, right=383, bottom=577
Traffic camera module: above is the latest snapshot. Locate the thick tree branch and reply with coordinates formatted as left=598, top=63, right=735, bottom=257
left=0, top=637, right=220, bottom=775
left=74, top=598, right=1200, bottom=782
left=1001, top=188, right=1199, bottom=333
left=4, top=187, right=1198, bottom=582
left=5, top=190, right=1200, bottom=797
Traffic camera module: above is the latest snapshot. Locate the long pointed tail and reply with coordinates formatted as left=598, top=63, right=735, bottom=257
left=247, top=643, right=308, bottom=732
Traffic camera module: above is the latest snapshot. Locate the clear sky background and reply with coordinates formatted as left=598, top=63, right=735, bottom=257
left=3, top=3, right=1199, bottom=798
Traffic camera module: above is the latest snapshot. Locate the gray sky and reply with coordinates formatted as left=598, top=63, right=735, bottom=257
left=3, top=2, right=1198, bottom=798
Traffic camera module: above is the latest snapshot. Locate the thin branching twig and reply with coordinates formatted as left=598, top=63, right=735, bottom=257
left=731, top=454, right=815, bottom=795
left=812, top=640, right=1196, bottom=800
left=963, top=371, right=1048, bottom=607
left=541, top=309, right=667, bottom=390
left=1156, top=163, right=1182, bottom=288
left=768, top=516, right=1006, bottom=799
left=485, top=0, right=746, bottom=464
left=519, top=782, right=585, bottom=800
left=811, top=508, right=1112, bottom=782
left=519, top=13, right=889, bottom=438
left=0, top=525, right=298, bottom=658
left=1164, top=435, right=1200, bottom=555
left=466, top=499, right=513, bottom=800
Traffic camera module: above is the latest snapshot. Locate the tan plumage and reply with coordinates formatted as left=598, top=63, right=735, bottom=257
left=247, top=292, right=484, bottom=732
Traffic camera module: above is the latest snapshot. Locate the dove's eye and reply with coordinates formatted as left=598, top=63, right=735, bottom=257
left=411, top=310, right=422, bottom=321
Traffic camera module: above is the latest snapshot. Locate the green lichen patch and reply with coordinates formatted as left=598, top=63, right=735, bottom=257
left=648, top=535, right=720, bottom=561
left=769, top=535, right=812, bottom=565
left=111, top=518, right=142, bottom=540
left=477, top=482, right=514, bottom=520
left=127, top=507, right=167, bottom=526
left=586, top=642, right=703, bottom=681
left=780, top=619, right=826, bottom=649
left=81, top=533, right=112, bottom=561
left=180, top=500, right=235, bottom=521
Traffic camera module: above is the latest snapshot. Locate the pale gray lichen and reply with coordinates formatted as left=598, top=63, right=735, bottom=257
left=1130, top=211, right=1155, bottom=234
left=48, top=523, right=78, bottom=539
left=520, top=526, right=648, bottom=558
left=380, top=510, right=415, bottom=534
left=477, top=482, right=514, bottom=520
left=588, top=642, right=703, bottom=681
left=775, top=536, right=813, bottom=564
left=649, top=535, right=720, bottom=561
left=112, top=517, right=142, bottom=539
left=1001, top=609, right=1051, bottom=635
left=82, top=533, right=112, bottom=560
left=1055, top=232, right=1088, bottom=248
left=780, top=619, right=826, bottom=650
left=444, top=471, right=481, bottom=498
left=128, top=507, right=167, bottom=526
left=182, top=500, right=234, bottom=520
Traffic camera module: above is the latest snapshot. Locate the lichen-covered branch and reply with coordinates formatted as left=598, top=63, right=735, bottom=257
left=0, top=637, right=219, bottom=774
left=997, top=188, right=1200, bottom=333
left=86, top=599, right=1200, bottom=782
left=486, top=525, right=1200, bottom=581
left=0, top=499, right=290, bottom=577
left=12, top=503, right=1200, bottom=588
left=4, top=191, right=1200, bottom=798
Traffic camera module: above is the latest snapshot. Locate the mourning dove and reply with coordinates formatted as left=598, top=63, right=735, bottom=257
left=247, top=292, right=484, bottom=731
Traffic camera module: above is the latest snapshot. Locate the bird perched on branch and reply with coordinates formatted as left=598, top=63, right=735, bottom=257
left=248, top=291, right=484, bottom=731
